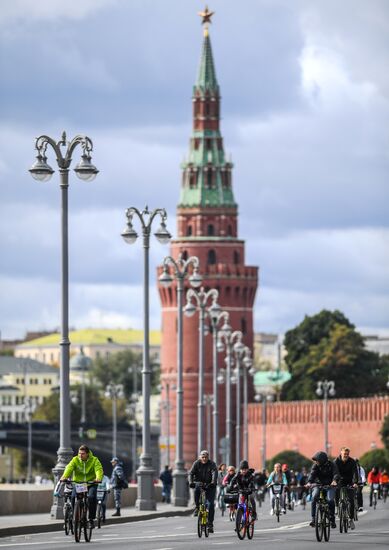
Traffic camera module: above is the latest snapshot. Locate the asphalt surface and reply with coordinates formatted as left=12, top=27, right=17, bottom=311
left=0, top=501, right=387, bottom=549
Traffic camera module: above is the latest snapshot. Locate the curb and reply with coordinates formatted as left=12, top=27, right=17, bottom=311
left=0, top=508, right=193, bottom=538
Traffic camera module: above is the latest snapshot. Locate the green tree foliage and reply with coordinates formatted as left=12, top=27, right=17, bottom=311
left=266, top=450, right=311, bottom=471
left=359, top=449, right=389, bottom=472
left=280, top=310, right=387, bottom=400
left=91, top=349, right=160, bottom=398
left=380, top=414, right=389, bottom=451
left=33, top=385, right=109, bottom=425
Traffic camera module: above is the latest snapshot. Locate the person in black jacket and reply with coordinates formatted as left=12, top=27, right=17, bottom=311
left=306, top=451, right=339, bottom=529
left=189, top=450, right=218, bottom=532
left=227, top=460, right=257, bottom=520
left=333, top=446, right=358, bottom=530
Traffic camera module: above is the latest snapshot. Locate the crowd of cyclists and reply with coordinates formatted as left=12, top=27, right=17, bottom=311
left=188, top=446, right=389, bottom=535
left=55, top=444, right=388, bottom=541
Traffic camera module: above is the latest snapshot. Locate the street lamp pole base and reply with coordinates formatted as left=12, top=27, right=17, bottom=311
left=172, top=465, right=188, bottom=507
left=50, top=446, right=74, bottom=519
left=135, top=457, right=156, bottom=511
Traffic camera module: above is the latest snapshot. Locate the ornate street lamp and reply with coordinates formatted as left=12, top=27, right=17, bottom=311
left=121, top=205, right=171, bottom=510
left=105, top=383, right=124, bottom=458
left=316, top=380, right=336, bottom=455
left=159, top=253, right=201, bottom=506
left=217, top=327, right=244, bottom=466
left=254, top=392, right=274, bottom=470
left=29, top=131, right=98, bottom=519
left=184, top=287, right=220, bottom=455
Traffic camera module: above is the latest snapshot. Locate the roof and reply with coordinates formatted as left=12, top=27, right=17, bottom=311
left=254, top=370, right=291, bottom=387
left=195, top=31, right=219, bottom=93
left=16, top=329, right=161, bottom=348
left=0, top=357, right=58, bottom=375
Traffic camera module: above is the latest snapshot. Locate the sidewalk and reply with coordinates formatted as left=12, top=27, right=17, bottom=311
left=0, top=504, right=193, bottom=538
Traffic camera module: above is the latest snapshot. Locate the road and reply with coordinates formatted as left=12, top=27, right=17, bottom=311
left=0, top=502, right=387, bottom=549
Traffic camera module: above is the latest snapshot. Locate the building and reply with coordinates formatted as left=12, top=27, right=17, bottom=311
left=158, top=15, right=258, bottom=465
left=0, top=357, right=59, bottom=423
left=14, top=329, right=161, bottom=366
left=363, top=334, right=389, bottom=356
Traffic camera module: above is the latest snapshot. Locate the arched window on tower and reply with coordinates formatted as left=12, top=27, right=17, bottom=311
left=207, top=250, right=217, bottom=265
left=181, top=250, right=188, bottom=261
left=189, top=171, right=197, bottom=188
left=227, top=225, right=233, bottom=236
left=205, top=102, right=210, bottom=116
left=233, top=251, right=240, bottom=264
left=186, top=226, right=192, bottom=237
left=207, top=224, right=215, bottom=236
left=206, top=170, right=213, bottom=189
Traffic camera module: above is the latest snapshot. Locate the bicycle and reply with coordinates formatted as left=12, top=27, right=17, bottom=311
left=73, top=481, right=98, bottom=543
left=310, top=484, right=332, bottom=542
left=255, top=486, right=265, bottom=508
left=195, top=483, right=209, bottom=538
left=299, top=487, right=307, bottom=510
left=338, top=486, right=353, bottom=534
left=96, top=488, right=108, bottom=529
left=382, top=483, right=388, bottom=503
left=217, top=485, right=227, bottom=516
left=224, top=491, right=238, bottom=521
left=235, top=489, right=255, bottom=540
left=269, top=483, right=284, bottom=523
left=63, top=482, right=74, bottom=536
left=289, top=486, right=298, bottom=511
left=371, top=482, right=379, bottom=509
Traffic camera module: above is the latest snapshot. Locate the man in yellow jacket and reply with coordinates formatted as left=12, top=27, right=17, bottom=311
left=61, top=445, right=103, bottom=528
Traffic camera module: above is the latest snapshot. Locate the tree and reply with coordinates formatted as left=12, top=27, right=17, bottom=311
left=280, top=310, right=388, bottom=400
left=266, top=450, right=311, bottom=471
left=33, top=385, right=109, bottom=425
left=359, top=449, right=389, bottom=472
left=91, top=349, right=160, bottom=398
left=380, top=414, right=389, bottom=451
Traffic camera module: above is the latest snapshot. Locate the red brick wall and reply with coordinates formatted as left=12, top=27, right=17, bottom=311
left=248, top=397, right=389, bottom=469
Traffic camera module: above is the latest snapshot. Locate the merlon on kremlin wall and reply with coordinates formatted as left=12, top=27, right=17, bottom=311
left=248, top=396, right=389, bottom=469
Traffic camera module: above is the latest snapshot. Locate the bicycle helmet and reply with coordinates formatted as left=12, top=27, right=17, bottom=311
left=312, top=451, right=328, bottom=465
left=239, top=460, right=249, bottom=470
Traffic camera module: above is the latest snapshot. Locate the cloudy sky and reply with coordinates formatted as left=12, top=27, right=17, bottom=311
left=0, top=0, right=388, bottom=340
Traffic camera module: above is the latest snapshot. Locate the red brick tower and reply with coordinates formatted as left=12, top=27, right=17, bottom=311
left=158, top=17, right=258, bottom=467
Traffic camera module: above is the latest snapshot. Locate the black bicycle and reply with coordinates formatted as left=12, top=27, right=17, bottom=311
left=73, top=481, right=98, bottom=543
left=338, top=486, right=354, bottom=534
left=62, top=481, right=74, bottom=536
left=311, top=484, right=332, bottom=542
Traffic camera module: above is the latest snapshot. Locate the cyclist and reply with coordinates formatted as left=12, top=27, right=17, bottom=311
left=217, top=463, right=227, bottom=508
left=334, top=446, right=358, bottom=530
left=297, top=467, right=308, bottom=504
left=289, top=469, right=298, bottom=506
left=189, top=449, right=218, bottom=533
left=282, top=464, right=292, bottom=509
left=223, top=465, right=236, bottom=486
left=253, top=468, right=267, bottom=503
left=61, top=444, right=103, bottom=529
left=97, top=474, right=110, bottom=523
left=266, top=463, right=288, bottom=515
left=380, top=469, right=389, bottom=500
left=367, top=466, right=381, bottom=506
left=227, top=460, right=257, bottom=520
left=306, top=451, right=338, bottom=529
left=355, top=458, right=366, bottom=511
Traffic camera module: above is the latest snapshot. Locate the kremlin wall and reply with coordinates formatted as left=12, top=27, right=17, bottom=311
left=248, top=396, right=389, bottom=469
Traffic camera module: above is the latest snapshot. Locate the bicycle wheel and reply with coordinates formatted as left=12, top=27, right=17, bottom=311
left=275, top=499, right=280, bottom=523
left=339, top=505, right=343, bottom=533
left=97, top=503, right=102, bottom=529
left=83, top=503, right=92, bottom=542
left=236, top=508, right=246, bottom=540
left=290, top=499, right=295, bottom=512
left=342, top=506, right=348, bottom=534
left=373, top=493, right=377, bottom=510
left=323, top=509, right=330, bottom=542
left=64, top=505, right=71, bottom=536
left=247, top=511, right=254, bottom=540
left=73, top=500, right=82, bottom=543
left=315, top=507, right=324, bottom=542
left=197, top=514, right=203, bottom=538
left=204, top=516, right=209, bottom=538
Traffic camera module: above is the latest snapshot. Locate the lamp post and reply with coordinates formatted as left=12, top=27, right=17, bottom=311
left=127, top=364, right=140, bottom=482
left=159, top=253, right=201, bottom=505
left=254, top=392, right=274, bottom=470
left=184, top=287, right=221, bottom=455
left=121, top=205, right=171, bottom=510
left=24, top=397, right=34, bottom=483
left=242, top=347, right=255, bottom=460
left=105, top=384, right=124, bottom=458
left=29, top=132, right=98, bottom=519
left=217, top=328, right=244, bottom=466
left=208, top=310, right=230, bottom=464
left=204, top=395, right=214, bottom=454
left=316, top=380, right=335, bottom=455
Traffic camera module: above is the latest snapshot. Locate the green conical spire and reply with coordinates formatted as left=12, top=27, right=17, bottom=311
left=195, top=28, right=219, bottom=93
